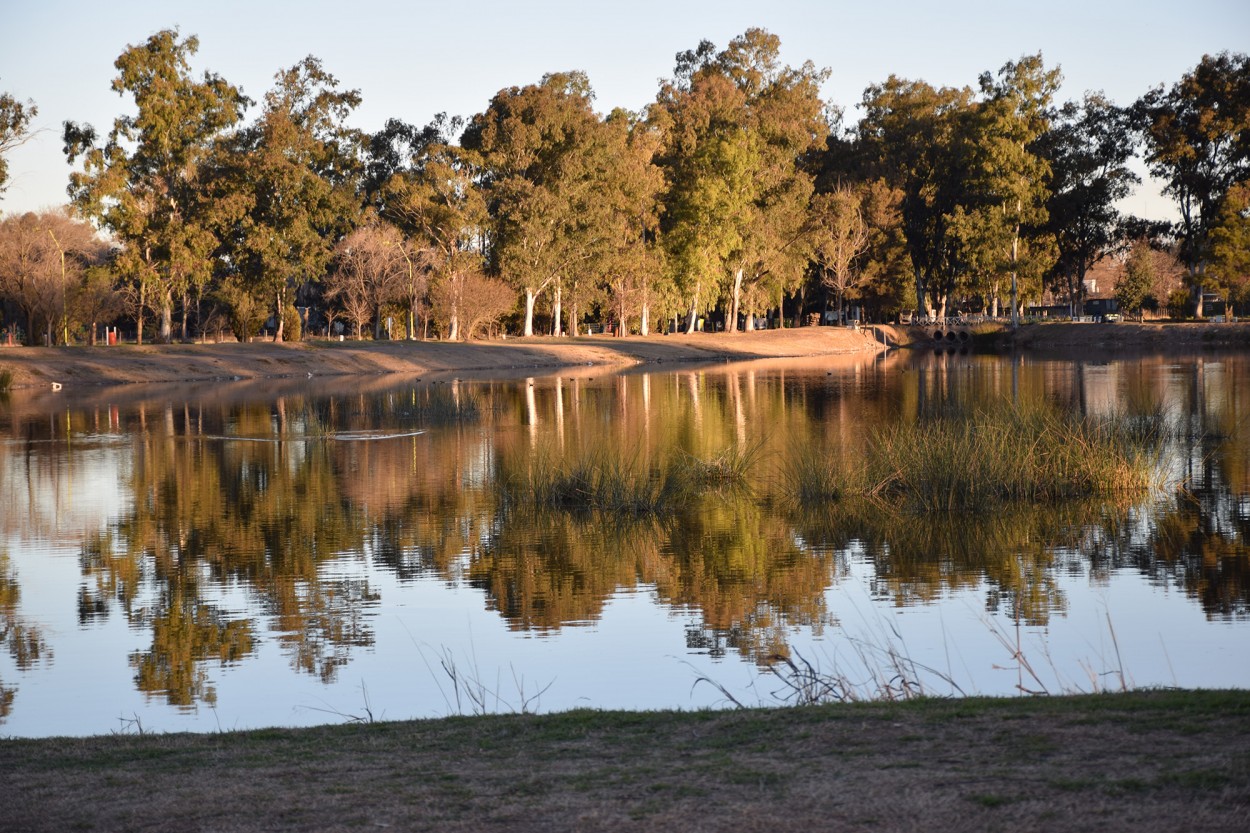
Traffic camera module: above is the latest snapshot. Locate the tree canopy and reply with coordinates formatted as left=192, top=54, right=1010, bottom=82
left=6, top=29, right=1241, bottom=344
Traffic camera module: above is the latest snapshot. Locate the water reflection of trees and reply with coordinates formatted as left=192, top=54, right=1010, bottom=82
left=3, top=354, right=1249, bottom=710
left=1, top=551, right=52, bottom=721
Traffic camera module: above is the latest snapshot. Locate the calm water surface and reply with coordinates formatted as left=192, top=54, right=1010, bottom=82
left=1, top=349, right=1247, bottom=736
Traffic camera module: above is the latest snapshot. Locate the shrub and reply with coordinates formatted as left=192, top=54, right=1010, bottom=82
left=281, top=304, right=302, bottom=342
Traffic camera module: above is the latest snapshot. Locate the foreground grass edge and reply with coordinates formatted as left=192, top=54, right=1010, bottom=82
left=5, top=688, right=1247, bottom=752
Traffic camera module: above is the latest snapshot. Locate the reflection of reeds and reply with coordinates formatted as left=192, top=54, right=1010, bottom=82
left=0, top=368, right=11, bottom=393
left=790, top=404, right=1170, bottom=510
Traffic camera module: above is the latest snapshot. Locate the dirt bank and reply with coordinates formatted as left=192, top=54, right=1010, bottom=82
left=4, top=321, right=1245, bottom=396
left=0, top=327, right=887, bottom=390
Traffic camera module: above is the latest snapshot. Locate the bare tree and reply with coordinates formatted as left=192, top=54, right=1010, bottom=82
left=429, top=254, right=514, bottom=340
left=459, top=271, right=517, bottom=340
left=324, top=224, right=409, bottom=339
left=0, top=209, right=106, bottom=344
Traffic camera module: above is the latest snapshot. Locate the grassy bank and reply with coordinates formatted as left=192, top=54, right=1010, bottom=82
left=2, top=690, right=1247, bottom=832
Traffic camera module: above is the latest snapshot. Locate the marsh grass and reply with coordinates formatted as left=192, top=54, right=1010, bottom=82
left=502, top=403, right=1172, bottom=521
left=501, top=441, right=761, bottom=516
left=781, top=444, right=860, bottom=504
left=0, top=367, right=11, bottom=393
left=789, top=403, right=1172, bottom=511
left=405, top=391, right=481, bottom=425
left=672, top=440, right=763, bottom=489
left=418, top=645, right=553, bottom=716
left=501, top=447, right=676, bottom=515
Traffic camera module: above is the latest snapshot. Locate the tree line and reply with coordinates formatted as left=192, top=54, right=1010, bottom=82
left=0, top=28, right=1247, bottom=346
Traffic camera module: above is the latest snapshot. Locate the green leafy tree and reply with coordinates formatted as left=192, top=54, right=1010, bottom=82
left=653, top=67, right=755, bottom=331
left=967, top=54, right=1061, bottom=322
left=71, top=259, right=125, bottom=345
left=653, top=29, right=829, bottom=332
left=858, top=55, right=1059, bottom=321
left=853, top=179, right=911, bottom=321
left=1208, top=180, right=1250, bottom=308
left=858, top=76, right=976, bottom=319
left=1132, top=52, right=1250, bottom=316
left=584, top=109, right=664, bottom=336
left=62, top=29, right=247, bottom=343
left=214, top=57, right=363, bottom=341
left=810, top=184, right=869, bottom=322
left=0, top=83, right=37, bottom=197
left=1040, top=93, right=1139, bottom=316
left=1116, top=240, right=1157, bottom=318
left=463, top=72, right=605, bottom=337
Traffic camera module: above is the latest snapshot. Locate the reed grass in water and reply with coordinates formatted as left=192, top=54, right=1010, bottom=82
left=790, top=403, right=1170, bottom=510
left=502, top=442, right=760, bottom=516
left=502, top=448, right=675, bottom=515
left=507, top=404, right=1169, bottom=516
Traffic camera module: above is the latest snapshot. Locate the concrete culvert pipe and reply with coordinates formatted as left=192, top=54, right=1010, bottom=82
left=958, top=330, right=970, bottom=342
left=933, top=330, right=944, bottom=341
left=945, top=331, right=958, bottom=342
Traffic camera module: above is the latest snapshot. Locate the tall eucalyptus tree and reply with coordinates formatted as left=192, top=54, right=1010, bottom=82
left=653, top=29, right=829, bottom=332
left=213, top=57, right=364, bottom=341
left=0, top=83, right=37, bottom=197
left=463, top=71, right=610, bottom=337
left=63, top=29, right=247, bottom=343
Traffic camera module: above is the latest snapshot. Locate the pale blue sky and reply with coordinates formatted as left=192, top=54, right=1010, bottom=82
left=2, top=0, right=1247, bottom=218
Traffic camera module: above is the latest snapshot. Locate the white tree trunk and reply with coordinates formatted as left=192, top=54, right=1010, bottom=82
left=160, top=291, right=174, bottom=344
left=685, top=281, right=701, bottom=334
left=523, top=289, right=536, bottom=337
left=728, top=268, right=743, bottom=333
left=273, top=291, right=284, bottom=343
left=552, top=283, right=563, bottom=336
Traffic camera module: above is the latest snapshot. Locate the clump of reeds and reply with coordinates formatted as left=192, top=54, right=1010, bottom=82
left=0, top=368, right=12, bottom=393
left=671, top=440, right=763, bottom=490
left=501, top=442, right=761, bottom=516
left=501, top=448, right=678, bottom=516
left=790, top=402, right=1171, bottom=510
left=404, top=391, right=480, bottom=425
left=780, top=444, right=859, bottom=504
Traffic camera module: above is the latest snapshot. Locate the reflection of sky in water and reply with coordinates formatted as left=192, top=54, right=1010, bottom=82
left=2, top=352, right=1250, bottom=737
left=7, top=553, right=1240, bottom=737
left=1, top=440, right=131, bottom=540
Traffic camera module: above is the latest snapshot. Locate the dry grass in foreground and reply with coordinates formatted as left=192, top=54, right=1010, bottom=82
left=2, top=690, right=1248, bottom=832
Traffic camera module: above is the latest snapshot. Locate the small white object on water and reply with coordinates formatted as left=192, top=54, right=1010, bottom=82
left=50, top=382, right=62, bottom=391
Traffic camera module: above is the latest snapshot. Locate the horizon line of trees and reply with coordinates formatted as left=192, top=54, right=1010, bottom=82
left=0, top=29, right=1247, bottom=346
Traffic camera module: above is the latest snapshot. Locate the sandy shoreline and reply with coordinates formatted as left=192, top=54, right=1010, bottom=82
left=3, top=321, right=1249, bottom=395
left=0, top=326, right=892, bottom=389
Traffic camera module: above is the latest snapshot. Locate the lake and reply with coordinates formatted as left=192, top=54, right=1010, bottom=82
left=1, top=348, right=1247, bottom=736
